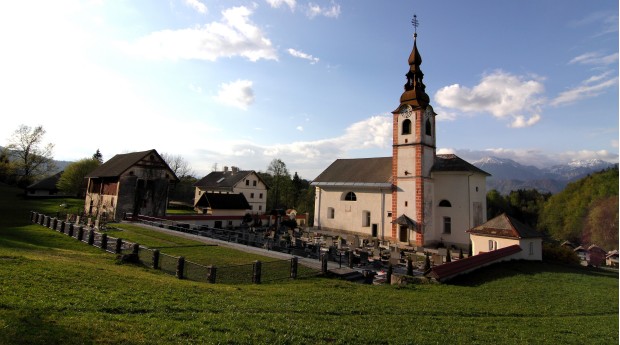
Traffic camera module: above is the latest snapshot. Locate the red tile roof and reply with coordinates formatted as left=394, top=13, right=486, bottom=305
left=467, top=213, right=542, bottom=239
left=427, top=244, right=522, bottom=282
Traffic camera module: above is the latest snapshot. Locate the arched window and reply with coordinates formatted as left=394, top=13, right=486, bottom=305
left=402, top=119, right=411, bottom=135
left=344, top=192, right=357, bottom=201
left=425, top=118, right=432, bottom=136
left=328, top=207, right=335, bottom=219
left=439, top=199, right=452, bottom=207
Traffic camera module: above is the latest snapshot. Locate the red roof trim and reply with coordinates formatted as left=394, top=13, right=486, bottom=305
left=428, top=244, right=522, bottom=282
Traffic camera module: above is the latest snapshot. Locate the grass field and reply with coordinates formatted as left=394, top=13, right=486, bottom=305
left=0, top=183, right=618, bottom=344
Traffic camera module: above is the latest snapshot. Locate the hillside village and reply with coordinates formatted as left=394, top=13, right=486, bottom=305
left=12, top=24, right=616, bottom=283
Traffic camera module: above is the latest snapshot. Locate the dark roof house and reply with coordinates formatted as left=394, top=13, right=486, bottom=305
left=467, top=213, right=542, bottom=240
left=195, top=192, right=251, bottom=211
left=26, top=171, right=65, bottom=197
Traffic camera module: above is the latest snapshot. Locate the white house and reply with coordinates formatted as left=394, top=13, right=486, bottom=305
left=467, top=213, right=543, bottom=261
left=311, top=28, right=489, bottom=251
left=193, top=166, right=268, bottom=214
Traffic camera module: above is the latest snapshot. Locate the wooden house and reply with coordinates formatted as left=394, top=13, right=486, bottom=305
left=84, top=149, right=178, bottom=221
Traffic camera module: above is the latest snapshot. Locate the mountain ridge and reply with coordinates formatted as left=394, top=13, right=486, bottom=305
left=472, top=156, right=616, bottom=195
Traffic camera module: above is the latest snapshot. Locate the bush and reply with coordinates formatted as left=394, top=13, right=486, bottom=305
left=542, top=243, right=580, bottom=265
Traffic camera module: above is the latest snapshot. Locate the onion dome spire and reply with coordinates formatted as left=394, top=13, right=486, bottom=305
left=399, top=14, right=430, bottom=109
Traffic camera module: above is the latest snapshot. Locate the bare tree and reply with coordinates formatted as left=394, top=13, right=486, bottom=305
left=6, top=125, right=55, bottom=187
left=160, top=153, right=193, bottom=178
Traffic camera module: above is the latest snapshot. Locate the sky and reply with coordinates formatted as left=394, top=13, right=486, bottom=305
left=0, top=0, right=618, bottom=180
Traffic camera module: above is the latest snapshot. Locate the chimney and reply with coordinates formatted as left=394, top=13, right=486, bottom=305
left=231, top=166, right=239, bottom=174
left=224, top=166, right=229, bottom=173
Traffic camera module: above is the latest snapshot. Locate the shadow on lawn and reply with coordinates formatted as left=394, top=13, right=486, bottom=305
left=447, top=260, right=618, bottom=287
left=0, top=311, right=94, bottom=345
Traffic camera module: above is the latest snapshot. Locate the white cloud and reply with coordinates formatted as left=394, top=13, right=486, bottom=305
left=124, top=6, right=277, bottom=62
left=184, top=0, right=207, bottom=14
left=434, top=70, right=545, bottom=128
left=569, top=52, right=619, bottom=65
left=266, top=0, right=296, bottom=11
left=215, top=79, right=255, bottom=110
left=307, top=2, right=341, bottom=18
left=550, top=73, right=618, bottom=106
left=296, top=126, right=304, bottom=131
left=287, top=48, right=319, bottom=64
left=188, top=83, right=203, bottom=94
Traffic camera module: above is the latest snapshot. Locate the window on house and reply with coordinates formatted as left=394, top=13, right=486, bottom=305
left=259, top=205, right=262, bottom=211
left=371, top=224, right=378, bottom=237
left=245, top=180, right=249, bottom=186
left=344, top=192, right=357, bottom=201
left=362, top=211, right=371, bottom=227
left=328, top=207, right=335, bottom=219
left=443, top=217, right=451, bottom=234
left=253, top=180, right=257, bottom=186
left=402, top=119, right=411, bottom=135
left=425, top=118, right=432, bottom=136
left=529, top=242, right=534, bottom=255
left=439, top=199, right=452, bottom=207
left=405, top=201, right=408, bottom=207
left=387, top=212, right=392, bottom=217
left=488, top=240, right=497, bottom=251
left=250, top=193, right=254, bottom=198
left=259, top=193, right=263, bottom=199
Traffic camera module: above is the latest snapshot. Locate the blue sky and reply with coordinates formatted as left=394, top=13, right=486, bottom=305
left=0, top=0, right=617, bottom=179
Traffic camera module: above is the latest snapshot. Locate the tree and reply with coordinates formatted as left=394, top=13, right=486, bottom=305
left=292, top=172, right=303, bottom=207
left=161, top=153, right=193, bottom=178
left=583, top=197, right=619, bottom=251
left=57, top=158, right=101, bottom=197
left=266, top=158, right=290, bottom=209
left=6, top=125, right=55, bottom=187
left=0, top=147, right=15, bottom=184
left=92, top=149, right=103, bottom=164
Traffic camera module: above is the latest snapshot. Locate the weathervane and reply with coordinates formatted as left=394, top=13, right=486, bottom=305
left=411, top=14, right=419, bottom=37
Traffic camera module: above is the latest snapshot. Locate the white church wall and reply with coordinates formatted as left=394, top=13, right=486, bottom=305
left=314, top=187, right=392, bottom=239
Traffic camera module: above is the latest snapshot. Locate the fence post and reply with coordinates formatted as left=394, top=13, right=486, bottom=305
left=321, top=253, right=328, bottom=275
left=38, top=213, right=44, bottom=225
left=132, top=243, right=140, bottom=255
left=207, top=266, right=217, bottom=284
left=347, top=250, right=354, bottom=268
left=253, top=260, right=262, bottom=284
left=387, top=264, right=393, bottom=285
left=77, top=226, right=84, bottom=241
left=152, top=249, right=160, bottom=269
left=88, top=229, right=95, bottom=246
left=100, top=233, right=107, bottom=250
left=60, top=221, right=66, bottom=234
left=46, top=216, right=52, bottom=228
left=52, top=218, right=58, bottom=230
left=176, top=256, right=185, bottom=279
left=68, top=223, right=74, bottom=237
left=115, top=238, right=123, bottom=254
left=290, top=257, right=298, bottom=279
left=30, top=211, right=35, bottom=223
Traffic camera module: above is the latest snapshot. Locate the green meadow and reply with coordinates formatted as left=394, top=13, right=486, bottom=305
left=0, top=184, right=617, bottom=344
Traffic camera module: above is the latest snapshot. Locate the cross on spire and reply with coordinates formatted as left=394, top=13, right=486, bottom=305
left=411, top=14, right=419, bottom=37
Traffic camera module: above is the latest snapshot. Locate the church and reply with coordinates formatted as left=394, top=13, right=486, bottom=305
left=311, top=22, right=490, bottom=251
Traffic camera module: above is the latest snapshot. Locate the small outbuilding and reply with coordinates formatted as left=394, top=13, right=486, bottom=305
left=467, top=213, right=543, bottom=261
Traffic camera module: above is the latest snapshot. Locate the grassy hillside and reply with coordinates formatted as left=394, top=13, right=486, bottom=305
left=0, top=184, right=618, bottom=344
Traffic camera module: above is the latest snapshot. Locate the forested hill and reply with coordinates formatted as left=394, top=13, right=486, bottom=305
left=539, top=166, right=619, bottom=251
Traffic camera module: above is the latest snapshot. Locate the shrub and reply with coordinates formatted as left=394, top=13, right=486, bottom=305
left=542, top=243, right=580, bottom=265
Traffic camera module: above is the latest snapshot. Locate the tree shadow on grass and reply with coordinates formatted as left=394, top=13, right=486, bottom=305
left=0, top=311, right=93, bottom=345
left=447, top=260, right=618, bottom=287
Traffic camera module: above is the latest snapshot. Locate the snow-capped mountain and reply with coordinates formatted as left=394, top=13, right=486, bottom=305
left=472, top=156, right=616, bottom=194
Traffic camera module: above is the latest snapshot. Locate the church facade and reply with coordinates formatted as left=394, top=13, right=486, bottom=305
left=312, top=28, right=490, bottom=251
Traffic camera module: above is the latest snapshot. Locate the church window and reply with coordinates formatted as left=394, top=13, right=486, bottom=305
left=425, top=119, right=432, bottom=136
left=344, top=192, right=357, bottom=201
left=439, top=199, right=452, bottom=207
left=402, top=119, right=411, bottom=135
left=362, top=211, right=371, bottom=227
left=443, top=217, right=451, bottom=234
left=328, top=207, right=335, bottom=219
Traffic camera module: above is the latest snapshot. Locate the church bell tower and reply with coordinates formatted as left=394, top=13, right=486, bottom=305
left=391, top=15, right=437, bottom=246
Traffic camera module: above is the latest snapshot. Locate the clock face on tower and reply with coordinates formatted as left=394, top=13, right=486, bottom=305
left=400, top=104, right=413, bottom=118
